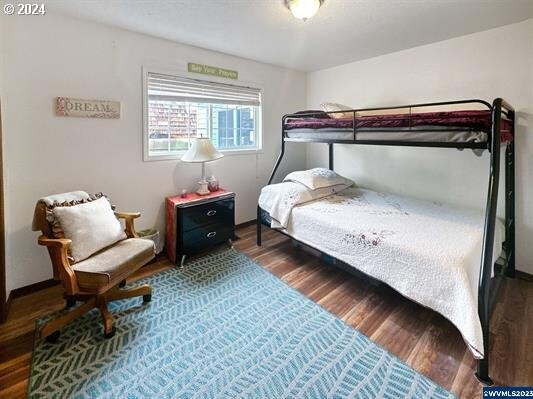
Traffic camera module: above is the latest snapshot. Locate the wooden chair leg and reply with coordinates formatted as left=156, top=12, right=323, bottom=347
left=106, top=284, right=152, bottom=303
left=41, top=284, right=152, bottom=342
left=40, top=297, right=96, bottom=340
left=96, top=297, right=115, bottom=338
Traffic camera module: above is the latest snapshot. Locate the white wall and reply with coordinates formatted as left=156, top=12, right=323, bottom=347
left=1, top=13, right=531, bottom=292
left=307, top=19, right=533, bottom=274
left=0, top=13, right=307, bottom=292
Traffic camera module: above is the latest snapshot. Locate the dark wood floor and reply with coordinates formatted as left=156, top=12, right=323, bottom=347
left=1, top=225, right=531, bottom=398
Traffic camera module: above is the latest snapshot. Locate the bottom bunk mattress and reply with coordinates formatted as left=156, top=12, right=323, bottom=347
left=259, top=185, right=504, bottom=358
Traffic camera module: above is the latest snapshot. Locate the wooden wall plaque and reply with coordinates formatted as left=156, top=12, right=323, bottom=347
left=55, top=97, right=121, bottom=119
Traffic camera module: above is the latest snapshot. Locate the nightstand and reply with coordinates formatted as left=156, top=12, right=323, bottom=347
left=166, top=189, right=235, bottom=267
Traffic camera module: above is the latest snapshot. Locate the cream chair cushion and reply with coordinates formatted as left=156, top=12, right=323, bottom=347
left=53, top=197, right=126, bottom=262
left=73, top=238, right=155, bottom=292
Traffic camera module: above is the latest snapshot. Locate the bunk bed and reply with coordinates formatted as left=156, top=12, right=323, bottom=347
left=256, top=98, right=515, bottom=386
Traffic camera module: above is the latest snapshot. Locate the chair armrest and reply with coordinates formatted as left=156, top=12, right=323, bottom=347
left=114, top=211, right=141, bottom=219
left=114, top=211, right=141, bottom=238
left=38, top=236, right=72, bottom=248
left=37, top=235, right=78, bottom=295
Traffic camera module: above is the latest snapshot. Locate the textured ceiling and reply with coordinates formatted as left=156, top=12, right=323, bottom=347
left=45, top=0, right=533, bottom=71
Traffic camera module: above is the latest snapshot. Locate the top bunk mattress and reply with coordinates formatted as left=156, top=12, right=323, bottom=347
left=284, top=110, right=513, bottom=143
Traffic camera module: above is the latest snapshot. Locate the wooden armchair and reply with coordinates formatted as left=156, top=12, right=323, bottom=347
left=32, top=192, right=155, bottom=342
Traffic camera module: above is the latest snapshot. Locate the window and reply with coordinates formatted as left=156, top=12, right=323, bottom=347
left=144, top=71, right=262, bottom=160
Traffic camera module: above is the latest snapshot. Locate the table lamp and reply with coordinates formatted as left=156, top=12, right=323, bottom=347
left=181, top=137, right=223, bottom=195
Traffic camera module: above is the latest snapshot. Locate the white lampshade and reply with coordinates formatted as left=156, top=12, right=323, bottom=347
left=181, top=137, right=223, bottom=163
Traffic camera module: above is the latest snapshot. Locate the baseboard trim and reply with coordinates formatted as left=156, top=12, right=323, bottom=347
left=1, top=294, right=10, bottom=323
left=10, top=278, right=59, bottom=300
left=236, top=219, right=256, bottom=229
left=516, top=270, right=533, bottom=282
left=1, top=279, right=60, bottom=322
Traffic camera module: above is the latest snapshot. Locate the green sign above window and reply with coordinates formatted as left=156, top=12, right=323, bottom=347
left=188, top=63, right=238, bottom=80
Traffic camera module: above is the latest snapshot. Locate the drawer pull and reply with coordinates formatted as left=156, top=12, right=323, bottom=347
left=206, top=231, right=217, bottom=238
left=206, top=210, right=217, bottom=216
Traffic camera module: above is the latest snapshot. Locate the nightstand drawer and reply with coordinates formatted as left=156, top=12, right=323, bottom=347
left=181, top=198, right=234, bottom=232
left=182, top=223, right=233, bottom=253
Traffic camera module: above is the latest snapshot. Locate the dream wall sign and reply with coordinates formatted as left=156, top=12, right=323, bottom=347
left=55, top=97, right=121, bottom=119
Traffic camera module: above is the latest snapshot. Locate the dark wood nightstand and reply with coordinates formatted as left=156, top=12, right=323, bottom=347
left=166, top=189, right=235, bottom=267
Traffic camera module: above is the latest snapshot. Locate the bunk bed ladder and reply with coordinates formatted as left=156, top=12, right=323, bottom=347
left=476, top=98, right=513, bottom=386
left=505, top=136, right=515, bottom=277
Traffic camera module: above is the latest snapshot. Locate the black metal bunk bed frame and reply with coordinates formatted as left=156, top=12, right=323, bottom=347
left=256, top=98, right=515, bottom=386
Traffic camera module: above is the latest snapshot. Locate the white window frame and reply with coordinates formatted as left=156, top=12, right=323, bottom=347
left=142, top=66, right=263, bottom=162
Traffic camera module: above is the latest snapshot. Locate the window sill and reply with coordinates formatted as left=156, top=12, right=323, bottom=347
left=143, top=148, right=263, bottom=162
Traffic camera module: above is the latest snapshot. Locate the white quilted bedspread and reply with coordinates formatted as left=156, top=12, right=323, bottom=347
left=259, top=185, right=503, bottom=358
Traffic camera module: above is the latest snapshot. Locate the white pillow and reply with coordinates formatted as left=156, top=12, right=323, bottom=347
left=283, top=168, right=353, bottom=190
left=53, top=197, right=126, bottom=262
left=320, top=102, right=354, bottom=119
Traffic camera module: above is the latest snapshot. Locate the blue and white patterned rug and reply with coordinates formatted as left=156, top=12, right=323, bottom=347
left=29, top=249, right=455, bottom=398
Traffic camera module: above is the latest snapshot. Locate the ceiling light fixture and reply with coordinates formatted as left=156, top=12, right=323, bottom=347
left=286, top=0, right=324, bottom=21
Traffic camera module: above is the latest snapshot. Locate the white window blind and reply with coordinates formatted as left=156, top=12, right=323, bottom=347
left=143, top=70, right=262, bottom=160
left=147, top=72, right=261, bottom=106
